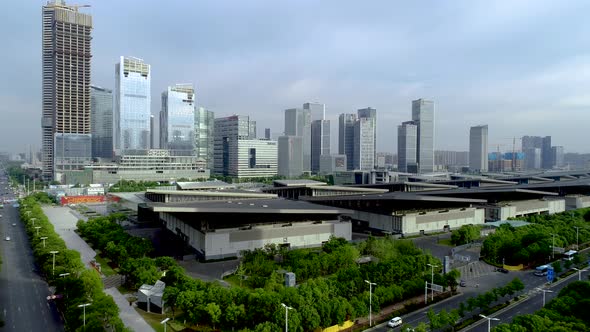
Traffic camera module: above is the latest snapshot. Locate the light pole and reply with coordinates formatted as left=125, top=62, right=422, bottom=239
left=364, top=279, right=376, bottom=326
left=31, top=217, right=36, bottom=226
left=34, top=226, right=41, bottom=236
left=551, top=233, right=556, bottom=259
left=479, top=314, right=500, bottom=332
left=427, top=263, right=438, bottom=301
left=537, top=288, right=553, bottom=307
left=40, top=236, right=48, bottom=248
left=160, top=318, right=171, bottom=332
left=78, top=303, right=91, bottom=328
left=572, top=268, right=587, bottom=281
left=281, top=303, right=293, bottom=332
left=49, top=250, right=59, bottom=276
left=574, top=226, right=580, bottom=250
left=59, top=272, right=70, bottom=278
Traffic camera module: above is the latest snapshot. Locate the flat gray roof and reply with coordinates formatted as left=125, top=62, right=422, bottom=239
left=146, top=188, right=277, bottom=198
left=304, top=192, right=487, bottom=203
left=273, top=179, right=328, bottom=187
left=176, top=180, right=235, bottom=190
left=486, top=220, right=531, bottom=228
left=147, top=198, right=349, bottom=214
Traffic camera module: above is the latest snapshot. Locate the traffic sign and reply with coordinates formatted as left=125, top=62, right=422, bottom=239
left=547, top=268, right=554, bottom=282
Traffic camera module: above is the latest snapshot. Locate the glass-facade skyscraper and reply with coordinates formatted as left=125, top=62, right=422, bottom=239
left=305, top=103, right=330, bottom=174
left=194, top=107, right=215, bottom=170
left=338, top=113, right=356, bottom=170
left=41, top=0, right=93, bottom=181
left=355, top=107, right=377, bottom=171
left=160, top=84, right=195, bottom=155
left=397, top=121, right=417, bottom=173
left=114, top=56, right=151, bottom=154
left=91, top=85, right=113, bottom=159
left=284, top=108, right=312, bottom=172
left=469, top=125, right=488, bottom=172
left=412, top=99, right=435, bottom=173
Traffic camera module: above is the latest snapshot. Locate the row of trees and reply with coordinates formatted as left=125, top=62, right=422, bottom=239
left=494, top=280, right=590, bottom=331
left=19, top=194, right=128, bottom=331
left=481, top=209, right=590, bottom=266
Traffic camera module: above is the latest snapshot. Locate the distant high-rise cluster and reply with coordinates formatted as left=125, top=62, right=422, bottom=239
left=397, top=99, right=435, bottom=173
left=338, top=108, right=377, bottom=171
left=469, top=125, right=488, bottom=172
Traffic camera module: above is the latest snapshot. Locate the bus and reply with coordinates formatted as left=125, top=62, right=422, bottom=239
left=563, top=250, right=578, bottom=261
left=534, top=265, right=550, bottom=276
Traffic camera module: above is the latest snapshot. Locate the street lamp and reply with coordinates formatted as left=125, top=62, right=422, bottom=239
left=427, top=263, right=438, bottom=301
left=40, top=236, right=48, bottom=248
left=551, top=233, right=556, bottom=259
left=160, top=318, right=171, bottom=332
left=49, top=250, right=59, bottom=276
left=78, top=303, right=91, bottom=328
left=34, top=226, right=41, bottom=236
left=537, top=288, right=553, bottom=307
left=572, top=268, right=588, bottom=281
left=479, top=314, right=500, bottom=332
left=59, top=273, right=70, bottom=278
left=31, top=217, right=36, bottom=226
left=364, top=279, right=376, bottom=326
left=574, top=226, right=580, bottom=251
left=280, top=303, right=293, bottom=332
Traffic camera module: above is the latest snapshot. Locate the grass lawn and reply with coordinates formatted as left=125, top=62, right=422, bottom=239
left=93, top=255, right=117, bottom=276
left=438, top=238, right=454, bottom=246
left=134, top=309, right=172, bottom=332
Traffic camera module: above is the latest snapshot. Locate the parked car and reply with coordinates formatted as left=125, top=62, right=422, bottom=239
left=460, top=279, right=466, bottom=287
left=497, top=268, right=509, bottom=274
left=388, top=317, right=403, bottom=328
left=5, top=236, right=10, bottom=241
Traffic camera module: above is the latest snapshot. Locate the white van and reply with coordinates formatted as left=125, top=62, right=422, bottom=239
left=387, top=316, right=402, bottom=328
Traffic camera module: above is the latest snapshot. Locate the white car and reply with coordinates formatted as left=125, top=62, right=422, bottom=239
left=11, top=223, right=16, bottom=227
left=388, top=316, right=403, bottom=328
left=5, top=236, right=10, bottom=241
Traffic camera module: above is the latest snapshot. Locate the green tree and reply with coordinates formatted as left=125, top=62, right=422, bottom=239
left=552, top=261, right=562, bottom=274
left=205, top=302, right=222, bottom=329
left=451, top=224, right=481, bottom=245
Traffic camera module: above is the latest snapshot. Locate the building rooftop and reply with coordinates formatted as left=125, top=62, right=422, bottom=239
left=273, top=179, right=328, bottom=187
left=146, top=189, right=277, bottom=199
left=176, top=180, right=236, bottom=190
left=485, top=220, right=531, bottom=228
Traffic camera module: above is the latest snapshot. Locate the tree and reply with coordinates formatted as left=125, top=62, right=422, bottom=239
left=552, top=261, right=562, bottom=274
left=205, top=302, right=222, bottom=329
left=451, top=225, right=480, bottom=246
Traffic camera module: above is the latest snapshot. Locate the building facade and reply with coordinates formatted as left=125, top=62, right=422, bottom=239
left=319, top=154, right=347, bottom=175
left=41, top=0, right=93, bottom=181
left=412, top=99, right=435, bottom=173
left=213, top=115, right=256, bottom=176
left=542, top=136, right=552, bottom=169
left=397, top=121, right=417, bottom=172
left=552, top=146, right=564, bottom=168
left=194, top=107, right=215, bottom=170
left=278, top=136, right=303, bottom=178
left=114, top=56, right=151, bottom=153
left=353, top=114, right=376, bottom=171
left=338, top=113, right=356, bottom=170
left=357, top=107, right=377, bottom=169
left=160, top=84, right=195, bottom=155
left=469, top=125, right=488, bottom=172
left=235, top=139, right=278, bottom=178
left=91, top=86, right=113, bottom=159
left=284, top=108, right=311, bottom=172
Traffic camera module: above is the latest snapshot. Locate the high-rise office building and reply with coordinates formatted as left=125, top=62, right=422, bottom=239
left=114, top=56, right=151, bottom=154
left=194, top=107, right=215, bottom=170
left=149, top=115, right=155, bottom=149
left=305, top=103, right=330, bottom=173
left=523, top=148, right=541, bottom=170
left=278, top=136, right=303, bottom=177
left=397, top=121, right=417, bottom=172
left=469, top=125, right=488, bottom=172
left=354, top=108, right=377, bottom=170
left=338, top=113, right=356, bottom=170
left=160, top=84, right=195, bottom=155
left=552, top=146, right=564, bottom=168
left=412, top=99, right=435, bottom=173
left=541, top=136, right=552, bottom=169
left=91, top=86, right=113, bottom=159
left=264, top=128, right=271, bottom=140
left=284, top=108, right=311, bottom=172
left=213, top=115, right=257, bottom=176
left=41, top=0, right=93, bottom=181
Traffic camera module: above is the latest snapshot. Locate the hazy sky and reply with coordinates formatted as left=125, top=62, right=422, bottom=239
left=2, top=0, right=590, bottom=154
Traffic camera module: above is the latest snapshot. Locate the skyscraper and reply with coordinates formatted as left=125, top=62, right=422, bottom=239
left=194, top=107, right=215, bottom=170
left=355, top=108, right=377, bottom=170
left=305, top=103, right=330, bottom=173
left=278, top=136, right=303, bottom=177
left=213, top=115, right=256, bottom=176
left=412, top=99, right=435, bottom=173
left=41, top=0, right=93, bottom=181
left=542, top=136, right=552, bottom=169
left=114, top=56, right=151, bottom=154
left=160, top=84, right=195, bottom=155
left=264, top=128, right=271, bottom=140
left=284, top=108, right=311, bottom=172
left=397, top=121, right=417, bottom=172
left=552, top=146, right=564, bottom=168
left=149, top=114, right=155, bottom=148
left=339, top=113, right=356, bottom=170
left=469, top=125, right=488, bottom=172
left=91, top=86, right=113, bottom=159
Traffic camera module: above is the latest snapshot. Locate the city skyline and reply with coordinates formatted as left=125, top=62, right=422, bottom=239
left=3, top=1, right=590, bottom=154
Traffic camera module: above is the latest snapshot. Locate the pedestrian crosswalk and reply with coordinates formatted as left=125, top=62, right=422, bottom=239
left=457, top=261, right=496, bottom=280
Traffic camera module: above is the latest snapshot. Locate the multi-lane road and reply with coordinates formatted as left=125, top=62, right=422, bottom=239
left=0, top=178, right=63, bottom=331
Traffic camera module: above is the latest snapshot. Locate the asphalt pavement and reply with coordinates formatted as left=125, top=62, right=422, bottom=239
left=0, top=203, right=63, bottom=331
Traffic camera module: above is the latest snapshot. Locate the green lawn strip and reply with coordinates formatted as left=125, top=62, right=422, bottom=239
left=438, top=238, right=454, bottom=246
left=93, top=255, right=117, bottom=276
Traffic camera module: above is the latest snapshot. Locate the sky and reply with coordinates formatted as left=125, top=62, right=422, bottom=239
left=1, top=0, right=590, bottom=154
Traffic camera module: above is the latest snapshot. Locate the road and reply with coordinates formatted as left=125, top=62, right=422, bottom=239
left=0, top=203, right=64, bottom=331
left=467, top=268, right=589, bottom=331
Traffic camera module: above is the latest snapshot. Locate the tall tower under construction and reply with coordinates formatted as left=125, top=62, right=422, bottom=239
left=41, top=0, right=93, bottom=181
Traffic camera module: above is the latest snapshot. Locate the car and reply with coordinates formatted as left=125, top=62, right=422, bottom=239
left=387, top=317, right=403, bottom=328
left=497, top=268, right=509, bottom=274
left=11, top=223, right=16, bottom=227
left=460, top=279, right=466, bottom=287
left=5, top=236, right=10, bottom=241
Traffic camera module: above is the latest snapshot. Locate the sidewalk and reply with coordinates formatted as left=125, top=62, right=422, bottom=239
left=43, top=206, right=154, bottom=332
left=105, top=288, right=155, bottom=332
